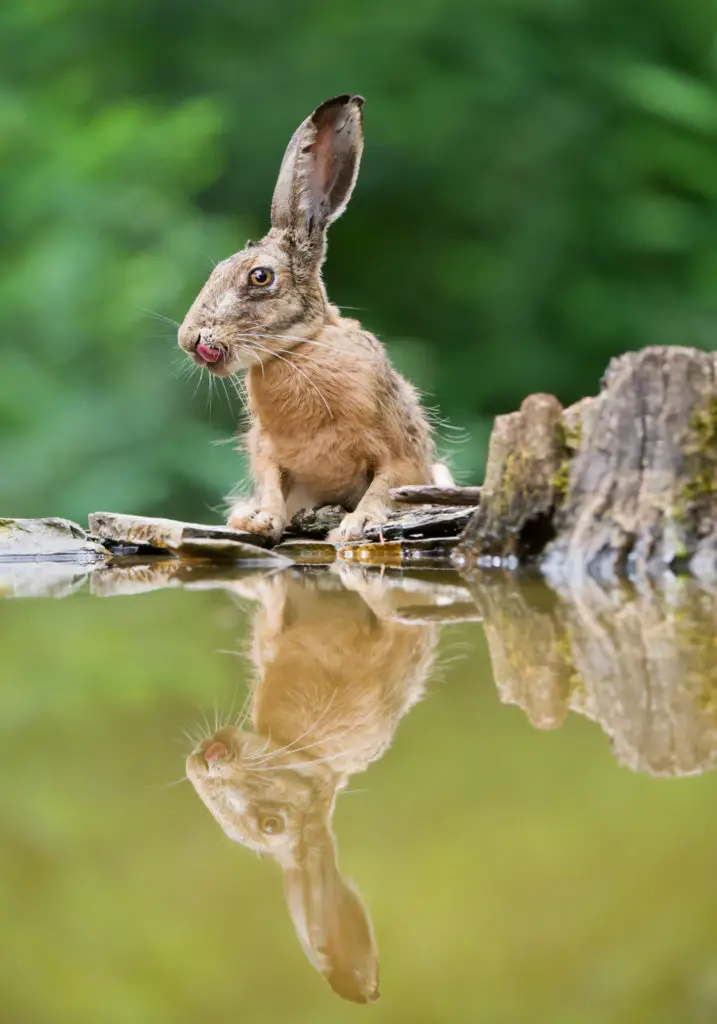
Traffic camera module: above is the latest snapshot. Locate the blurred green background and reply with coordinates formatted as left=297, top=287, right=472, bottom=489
left=3, top=0, right=717, bottom=520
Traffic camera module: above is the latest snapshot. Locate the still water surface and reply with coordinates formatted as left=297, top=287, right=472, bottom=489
left=2, top=560, right=717, bottom=1022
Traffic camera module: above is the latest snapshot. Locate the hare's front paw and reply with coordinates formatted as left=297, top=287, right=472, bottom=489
left=228, top=507, right=286, bottom=543
left=329, top=510, right=383, bottom=542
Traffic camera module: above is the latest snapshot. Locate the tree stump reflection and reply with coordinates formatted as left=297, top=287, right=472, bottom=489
left=471, top=575, right=717, bottom=777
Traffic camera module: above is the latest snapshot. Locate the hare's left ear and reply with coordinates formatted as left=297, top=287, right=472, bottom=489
left=281, top=811, right=379, bottom=1004
left=271, top=95, right=364, bottom=239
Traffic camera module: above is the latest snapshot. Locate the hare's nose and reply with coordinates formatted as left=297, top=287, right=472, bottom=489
left=204, top=741, right=229, bottom=763
left=178, top=323, right=200, bottom=352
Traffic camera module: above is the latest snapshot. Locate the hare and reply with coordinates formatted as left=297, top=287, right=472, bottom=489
left=185, top=569, right=438, bottom=1003
left=178, top=95, right=447, bottom=543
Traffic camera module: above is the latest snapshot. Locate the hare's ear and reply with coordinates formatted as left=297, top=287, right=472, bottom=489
left=271, top=95, right=364, bottom=239
left=282, top=817, right=379, bottom=1004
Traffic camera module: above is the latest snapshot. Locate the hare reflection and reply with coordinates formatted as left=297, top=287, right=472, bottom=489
left=186, top=570, right=438, bottom=1004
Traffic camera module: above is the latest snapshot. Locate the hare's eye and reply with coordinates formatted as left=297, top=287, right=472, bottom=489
left=259, top=813, right=285, bottom=835
left=248, top=267, right=274, bottom=288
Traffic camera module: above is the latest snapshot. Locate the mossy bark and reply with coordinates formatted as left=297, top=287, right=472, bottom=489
left=457, top=346, right=717, bottom=580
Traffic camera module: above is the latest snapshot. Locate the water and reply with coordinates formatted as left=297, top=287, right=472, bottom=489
left=2, top=559, right=717, bottom=1023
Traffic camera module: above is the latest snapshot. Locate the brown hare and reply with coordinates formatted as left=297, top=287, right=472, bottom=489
left=185, top=569, right=438, bottom=1003
left=178, top=95, right=447, bottom=543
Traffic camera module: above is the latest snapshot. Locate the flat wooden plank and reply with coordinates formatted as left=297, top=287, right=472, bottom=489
left=390, top=485, right=481, bottom=506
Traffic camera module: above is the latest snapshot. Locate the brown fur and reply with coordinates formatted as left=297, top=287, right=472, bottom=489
left=185, top=570, right=438, bottom=1003
left=178, top=95, right=441, bottom=541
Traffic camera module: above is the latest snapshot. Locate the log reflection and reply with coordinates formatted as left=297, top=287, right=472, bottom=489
left=472, top=575, right=717, bottom=777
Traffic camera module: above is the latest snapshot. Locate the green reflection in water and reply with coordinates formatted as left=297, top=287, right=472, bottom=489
left=1, top=562, right=717, bottom=1023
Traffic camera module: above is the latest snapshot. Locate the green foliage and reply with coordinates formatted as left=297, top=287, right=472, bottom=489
left=2, top=0, right=717, bottom=520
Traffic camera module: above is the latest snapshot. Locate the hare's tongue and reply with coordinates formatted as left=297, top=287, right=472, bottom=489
left=196, top=343, right=223, bottom=364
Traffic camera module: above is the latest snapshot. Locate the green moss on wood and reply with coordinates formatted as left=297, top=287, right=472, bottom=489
left=551, top=417, right=582, bottom=507
left=675, top=397, right=717, bottom=520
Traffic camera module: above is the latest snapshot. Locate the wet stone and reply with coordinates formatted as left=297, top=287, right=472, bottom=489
left=178, top=537, right=292, bottom=564
left=88, top=512, right=285, bottom=562
left=0, top=517, right=107, bottom=562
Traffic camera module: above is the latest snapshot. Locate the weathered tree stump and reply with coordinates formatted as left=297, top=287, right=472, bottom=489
left=457, top=346, right=717, bottom=579
left=457, top=393, right=565, bottom=560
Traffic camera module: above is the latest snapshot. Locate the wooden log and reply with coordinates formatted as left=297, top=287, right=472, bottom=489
left=286, top=504, right=476, bottom=542
left=389, top=485, right=482, bottom=506
left=364, top=507, right=474, bottom=541
left=456, top=347, right=717, bottom=580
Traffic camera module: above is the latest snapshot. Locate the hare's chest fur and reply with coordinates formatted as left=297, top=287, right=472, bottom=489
left=247, top=337, right=395, bottom=504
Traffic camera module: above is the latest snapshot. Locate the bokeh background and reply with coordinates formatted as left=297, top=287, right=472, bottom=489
left=3, top=0, right=717, bottom=523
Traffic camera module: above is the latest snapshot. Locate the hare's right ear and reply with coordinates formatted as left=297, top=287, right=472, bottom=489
left=282, top=817, right=379, bottom=1004
left=271, top=95, right=364, bottom=243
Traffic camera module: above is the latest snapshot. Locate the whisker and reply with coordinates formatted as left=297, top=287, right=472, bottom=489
left=246, top=689, right=397, bottom=773
left=145, top=309, right=181, bottom=329
left=248, top=691, right=337, bottom=766
left=240, top=337, right=333, bottom=419
left=181, top=727, right=202, bottom=748
left=210, top=435, right=241, bottom=447
left=206, top=371, right=217, bottom=417
left=192, top=366, right=206, bottom=399
left=218, top=375, right=234, bottom=411
left=235, top=687, right=255, bottom=730
left=242, top=329, right=344, bottom=355
left=244, top=749, right=353, bottom=773
left=153, top=775, right=190, bottom=791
